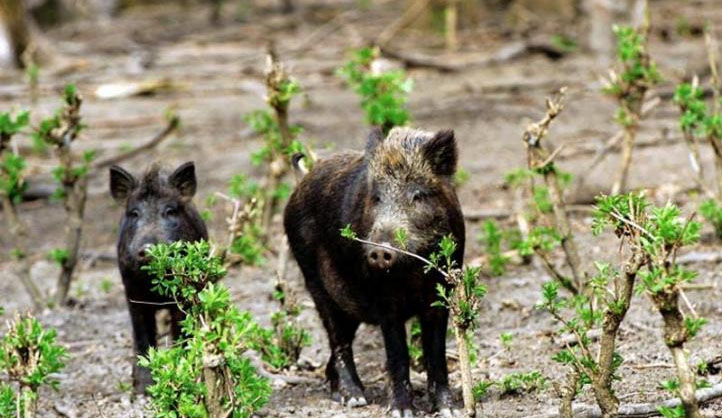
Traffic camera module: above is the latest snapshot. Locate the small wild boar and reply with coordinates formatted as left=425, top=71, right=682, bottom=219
left=284, top=127, right=465, bottom=417
left=109, top=161, right=208, bottom=393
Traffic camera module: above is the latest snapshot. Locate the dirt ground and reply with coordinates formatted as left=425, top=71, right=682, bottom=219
left=2, top=0, right=722, bottom=416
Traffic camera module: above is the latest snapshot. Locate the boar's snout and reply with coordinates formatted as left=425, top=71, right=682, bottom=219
left=366, top=243, right=397, bottom=270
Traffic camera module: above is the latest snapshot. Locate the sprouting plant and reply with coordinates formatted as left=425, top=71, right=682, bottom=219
left=543, top=192, right=706, bottom=418
left=499, top=332, right=513, bottom=349
left=394, top=227, right=409, bottom=250
left=221, top=169, right=311, bottom=370
left=337, top=46, right=413, bottom=134
left=0, top=109, right=43, bottom=309
left=551, top=34, right=578, bottom=53
left=497, top=371, right=547, bottom=396
left=518, top=88, right=584, bottom=294
left=245, top=53, right=309, bottom=233
left=479, top=220, right=510, bottom=276
left=0, top=313, right=68, bottom=418
left=33, top=84, right=93, bottom=306
left=140, top=241, right=273, bottom=417
left=603, top=22, right=661, bottom=195
left=225, top=174, right=266, bottom=266
left=99, top=278, right=113, bottom=294
left=674, top=68, right=722, bottom=240
left=0, top=110, right=30, bottom=212
left=269, top=310, right=311, bottom=367
left=472, top=371, right=546, bottom=400
left=408, top=319, right=424, bottom=370
left=0, top=110, right=30, bottom=232
left=472, top=380, right=494, bottom=400
left=454, top=167, right=470, bottom=187
left=699, top=199, right=722, bottom=238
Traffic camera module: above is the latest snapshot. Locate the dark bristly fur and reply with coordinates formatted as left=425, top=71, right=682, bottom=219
left=109, top=161, right=208, bottom=393
left=284, top=127, right=465, bottom=414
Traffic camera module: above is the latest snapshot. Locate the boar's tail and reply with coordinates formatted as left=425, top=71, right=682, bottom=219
left=291, top=153, right=310, bottom=177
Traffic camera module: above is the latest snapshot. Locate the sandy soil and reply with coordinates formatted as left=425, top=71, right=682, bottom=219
left=2, top=0, right=722, bottom=416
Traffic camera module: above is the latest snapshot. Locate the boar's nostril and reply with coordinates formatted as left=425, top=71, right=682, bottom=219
left=383, top=252, right=392, bottom=261
left=137, top=244, right=153, bottom=261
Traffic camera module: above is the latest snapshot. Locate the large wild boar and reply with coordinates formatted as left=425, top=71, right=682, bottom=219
left=109, top=161, right=208, bottom=393
left=284, top=127, right=465, bottom=417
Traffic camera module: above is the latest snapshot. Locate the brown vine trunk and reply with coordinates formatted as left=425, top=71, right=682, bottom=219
left=708, top=136, right=722, bottom=201
left=203, top=349, right=226, bottom=417
left=20, top=385, right=36, bottom=418
left=681, top=130, right=706, bottom=194
left=611, top=121, right=637, bottom=195
left=544, top=171, right=583, bottom=291
left=451, top=277, right=476, bottom=417
left=2, top=195, right=44, bottom=309
left=54, top=175, right=88, bottom=306
left=2, top=194, right=22, bottom=234
left=591, top=262, right=638, bottom=417
left=656, top=292, right=703, bottom=418
left=611, top=94, right=645, bottom=196
left=262, top=56, right=292, bottom=232
left=558, top=369, right=579, bottom=418
left=453, top=323, right=476, bottom=417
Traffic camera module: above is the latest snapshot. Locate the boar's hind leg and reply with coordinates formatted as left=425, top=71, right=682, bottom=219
left=420, top=308, right=452, bottom=411
left=300, top=262, right=365, bottom=405
left=128, top=303, right=157, bottom=393
left=380, top=319, right=413, bottom=414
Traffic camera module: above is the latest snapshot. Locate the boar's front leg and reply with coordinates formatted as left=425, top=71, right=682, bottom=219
left=323, top=308, right=365, bottom=406
left=128, top=303, right=157, bottom=393
left=420, top=306, right=453, bottom=414
left=381, top=319, right=413, bottom=417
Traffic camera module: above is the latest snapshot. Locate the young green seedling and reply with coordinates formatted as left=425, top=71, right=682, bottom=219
left=33, top=84, right=93, bottom=306
left=0, top=313, right=67, bottom=418
left=603, top=21, right=661, bottom=195
left=140, top=241, right=274, bottom=417
left=0, top=109, right=43, bottom=309
left=337, top=46, right=413, bottom=134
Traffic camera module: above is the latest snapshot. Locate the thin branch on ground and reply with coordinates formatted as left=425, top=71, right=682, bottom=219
left=92, top=113, right=180, bottom=171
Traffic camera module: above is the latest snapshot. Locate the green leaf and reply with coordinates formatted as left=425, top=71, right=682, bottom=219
left=340, top=224, right=358, bottom=240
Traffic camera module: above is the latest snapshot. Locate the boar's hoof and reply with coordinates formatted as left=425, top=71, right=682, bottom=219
left=332, top=393, right=367, bottom=407
left=390, top=408, right=413, bottom=418
left=347, top=396, right=368, bottom=407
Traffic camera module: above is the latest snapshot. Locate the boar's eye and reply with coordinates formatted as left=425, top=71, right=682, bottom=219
left=163, top=206, right=179, bottom=218
left=371, top=193, right=381, bottom=204
left=411, top=190, right=426, bottom=203
left=127, top=208, right=140, bottom=219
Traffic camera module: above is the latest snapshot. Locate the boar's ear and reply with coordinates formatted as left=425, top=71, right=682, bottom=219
left=423, top=130, right=458, bottom=176
left=169, top=161, right=197, bottom=199
left=109, top=165, right=137, bottom=203
left=365, top=127, right=385, bottom=157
